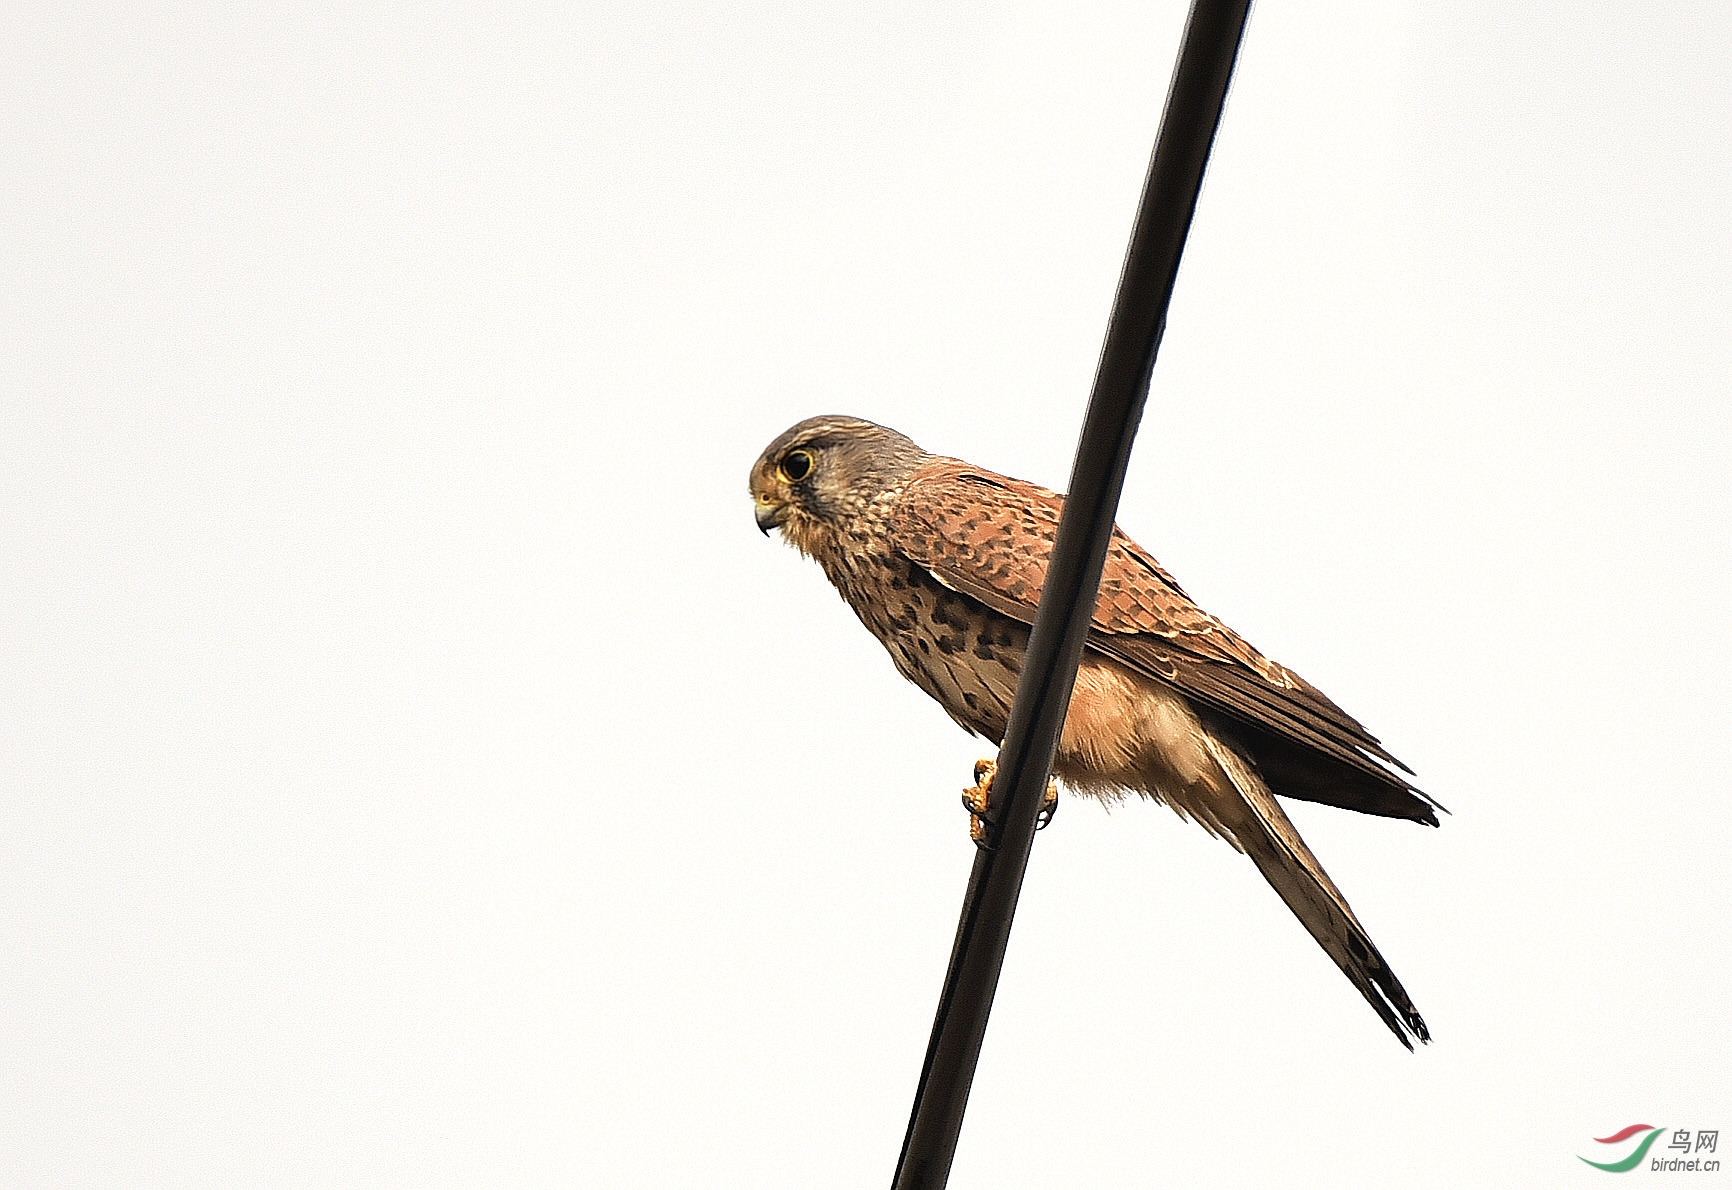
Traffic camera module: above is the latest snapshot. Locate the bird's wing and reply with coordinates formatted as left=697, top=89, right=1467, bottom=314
left=890, top=459, right=1438, bottom=818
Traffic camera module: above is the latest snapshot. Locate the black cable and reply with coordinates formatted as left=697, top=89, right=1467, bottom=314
left=890, top=3, right=1254, bottom=1186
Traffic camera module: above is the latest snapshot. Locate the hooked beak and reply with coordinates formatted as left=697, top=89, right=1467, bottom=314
left=754, top=497, right=788, bottom=535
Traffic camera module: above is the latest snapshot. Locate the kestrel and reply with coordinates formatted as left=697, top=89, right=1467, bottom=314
left=750, top=414, right=1439, bottom=1048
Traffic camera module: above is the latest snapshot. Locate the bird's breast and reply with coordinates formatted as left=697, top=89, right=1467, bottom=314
left=828, top=550, right=1028, bottom=743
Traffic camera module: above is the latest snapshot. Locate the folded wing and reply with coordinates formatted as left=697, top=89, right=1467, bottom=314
left=890, top=459, right=1442, bottom=825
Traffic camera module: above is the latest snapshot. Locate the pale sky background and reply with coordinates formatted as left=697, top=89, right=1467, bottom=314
left=2, top=1, right=1728, bottom=1186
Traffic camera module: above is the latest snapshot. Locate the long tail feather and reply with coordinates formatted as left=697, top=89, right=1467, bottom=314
left=1200, top=734, right=1431, bottom=1049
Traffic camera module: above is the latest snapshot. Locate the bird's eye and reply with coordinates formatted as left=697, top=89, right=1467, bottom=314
left=778, top=449, right=814, bottom=483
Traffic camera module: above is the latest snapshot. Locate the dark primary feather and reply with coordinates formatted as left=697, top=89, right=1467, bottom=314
left=890, top=459, right=1443, bottom=826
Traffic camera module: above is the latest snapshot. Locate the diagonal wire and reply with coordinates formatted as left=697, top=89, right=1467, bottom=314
left=890, top=3, right=1254, bottom=1186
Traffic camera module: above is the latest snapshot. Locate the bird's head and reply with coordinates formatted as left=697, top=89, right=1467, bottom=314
left=749, top=415, right=926, bottom=556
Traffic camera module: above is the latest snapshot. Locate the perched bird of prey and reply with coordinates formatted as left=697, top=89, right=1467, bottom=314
left=750, top=414, right=1439, bottom=1048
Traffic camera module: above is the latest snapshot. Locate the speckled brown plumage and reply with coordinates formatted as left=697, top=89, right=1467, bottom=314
left=750, top=414, right=1436, bottom=1048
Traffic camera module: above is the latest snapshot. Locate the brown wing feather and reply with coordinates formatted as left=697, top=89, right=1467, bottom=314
left=891, top=459, right=1441, bottom=824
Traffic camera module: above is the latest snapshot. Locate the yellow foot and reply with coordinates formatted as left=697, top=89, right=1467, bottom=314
left=962, top=758, right=1059, bottom=846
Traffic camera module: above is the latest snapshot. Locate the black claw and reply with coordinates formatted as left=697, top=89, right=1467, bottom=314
left=1034, top=783, right=1059, bottom=830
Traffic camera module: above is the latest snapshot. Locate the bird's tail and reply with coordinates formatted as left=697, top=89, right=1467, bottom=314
left=1200, top=734, right=1431, bottom=1050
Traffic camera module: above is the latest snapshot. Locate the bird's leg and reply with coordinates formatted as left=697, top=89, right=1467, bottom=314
left=962, top=760, right=995, bottom=845
left=963, top=758, right=1059, bottom=847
